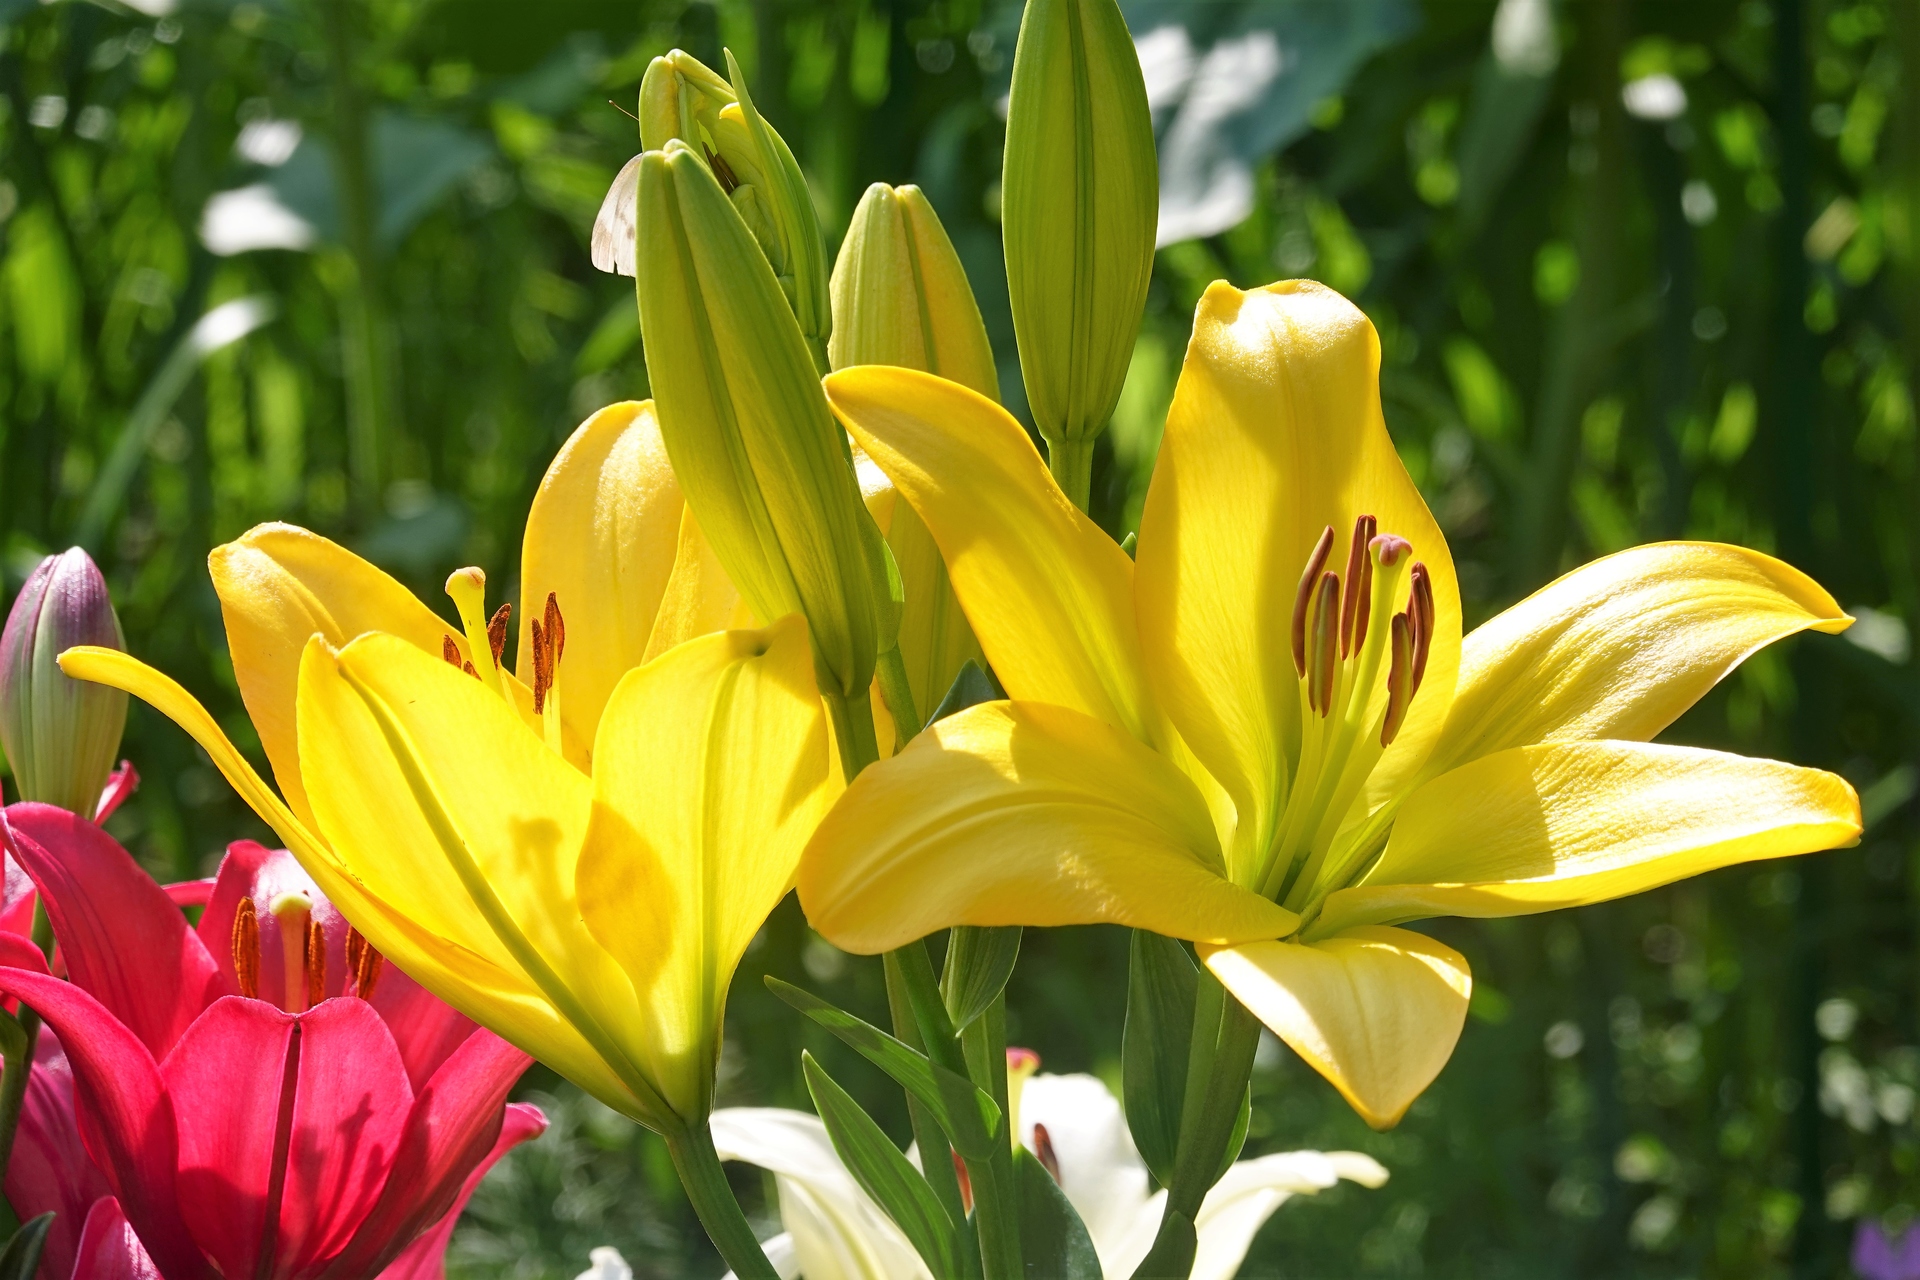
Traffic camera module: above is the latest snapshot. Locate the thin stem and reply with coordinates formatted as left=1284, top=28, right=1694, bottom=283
left=874, top=646, right=922, bottom=752
left=961, top=995, right=1019, bottom=1280
left=885, top=957, right=975, bottom=1273
left=666, top=1119, right=781, bottom=1280
left=1044, top=434, right=1094, bottom=512
left=822, top=685, right=881, bottom=783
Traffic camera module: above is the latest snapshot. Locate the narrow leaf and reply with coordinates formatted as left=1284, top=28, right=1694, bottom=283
left=802, top=1052, right=962, bottom=1280
left=0, top=1213, right=53, bottom=1280
left=1213, top=1084, right=1252, bottom=1184
left=1122, top=929, right=1197, bottom=1187
left=1014, top=1146, right=1101, bottom=1279
left=942, top=925, right=1023, bottom=1032
left=930, top=659, right=1003, bottom=724
left=767, top=976, right=1002, bottom=1160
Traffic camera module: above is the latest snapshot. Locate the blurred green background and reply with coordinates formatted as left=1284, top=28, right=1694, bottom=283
left=0, top=0, right=1913, bottom=1275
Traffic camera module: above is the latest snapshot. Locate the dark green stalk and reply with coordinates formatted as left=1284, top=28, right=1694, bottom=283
left=665, top=1119, right=781, bottom=1280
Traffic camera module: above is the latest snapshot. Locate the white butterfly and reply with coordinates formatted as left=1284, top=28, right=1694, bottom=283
left=590, top=153, right=643, bottom=277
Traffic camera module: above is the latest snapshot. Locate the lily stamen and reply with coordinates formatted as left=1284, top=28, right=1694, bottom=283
left=530, top=592, right=567, bottom=754
left=1340, top=515, right=1377, bottom=658
left=233, top=895, right=260, bottom=999
left=346, top=926, right=384, bottom=1000
left=441, top=634, right=479, bottom=681
left=1290, top=526, right=1335, bottom=677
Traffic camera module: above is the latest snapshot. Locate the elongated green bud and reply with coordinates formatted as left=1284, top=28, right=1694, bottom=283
left=830, top=182, right=992, bottom=725
left=635, top=140, right=885, bottom=704
left=1003, top=0, right=1156, bottom=500
left=636, top=49, right=832, bottom=371
left=0, top=549, right=128, bottom=814
left=831, top=183, right=999, bottom=400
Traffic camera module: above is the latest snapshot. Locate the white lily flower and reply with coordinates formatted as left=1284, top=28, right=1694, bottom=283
left=712, top=1063, right=1386, bottom=1280
left=576, top=1246, right=635, bottom=1280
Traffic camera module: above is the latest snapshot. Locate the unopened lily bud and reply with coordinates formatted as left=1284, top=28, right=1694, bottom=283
left=1002, top=0, right=1156, bottom=475
left=831, top=183, right=999, bottom=399
left=0, top=548, right=128, bottom=814
left=635, top=140, right=887, bottom=705
left=597, top=49, right=832, bottom=370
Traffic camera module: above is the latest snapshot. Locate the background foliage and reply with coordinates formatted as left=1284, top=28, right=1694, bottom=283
left=0, top=0, right=1913, bottom=1275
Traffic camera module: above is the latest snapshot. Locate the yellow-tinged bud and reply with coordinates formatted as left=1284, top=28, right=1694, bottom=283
left=0, top=548, right=128, bottom=815
left=831, top=183, right=999, bottom=399
left=611, top=48, right=832, bottom=371
left=635, top=140, right=887, bottom=705
left=1002, top=0, right=1156, bottom=497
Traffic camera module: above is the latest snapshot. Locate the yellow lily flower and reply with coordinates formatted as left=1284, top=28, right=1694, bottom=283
left=60, top=400, right=839, bottom=1132
left=799, top=279, right=1862, bottom=1129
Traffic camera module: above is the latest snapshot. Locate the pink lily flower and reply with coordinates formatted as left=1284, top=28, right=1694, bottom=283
left=0, top=802, right=545, bottom=1279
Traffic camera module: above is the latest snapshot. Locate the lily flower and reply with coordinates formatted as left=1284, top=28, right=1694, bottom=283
left=708, top=1056, right=1383, bottom=1280
left=800, top=279, right=1863, bottom=1128
left=0, top=804, right=542, bottom=1277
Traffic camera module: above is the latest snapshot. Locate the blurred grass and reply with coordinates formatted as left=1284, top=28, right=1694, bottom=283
left=3, top=0, right=1919, bottom=1275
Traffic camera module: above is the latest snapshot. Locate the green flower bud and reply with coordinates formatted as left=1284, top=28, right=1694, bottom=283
left=830, top=182, right=993, bottom=725
left=0, top=548, right=128, bottom=814
left=831, top=183, right=999, bottom=400
left=635, top=140, right=886, bottom=706
left=635, top=49, right=833, bottom=371
left=1002, top=0, right=1157, bottom=499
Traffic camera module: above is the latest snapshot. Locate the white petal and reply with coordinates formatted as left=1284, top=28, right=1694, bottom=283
left=1017, top=1074, right=1152, bottom=1267
left=1189, top=1149, right=1391, bottom=1280
left=592, top=153, right=643, bottom=276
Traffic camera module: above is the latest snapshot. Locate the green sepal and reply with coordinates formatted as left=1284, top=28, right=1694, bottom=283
left=0, top=1213, right=52, bottom=1280
left=930, top=660, right=1004, bottom=724
left=1121, top=930, right=1197, bottom=1188
left=766, top=976, right=1002, bottom=1160
left=801, top=1052, right=964, bottom=1280
left=942, top=925, right=1023, bottom=1033
left=1014, top=1146, right=1101, bottom=1278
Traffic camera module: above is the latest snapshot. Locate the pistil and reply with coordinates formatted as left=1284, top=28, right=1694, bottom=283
left=270, top=892, right=315, bottom=1014
left=445, top=568, right=511, bottom=698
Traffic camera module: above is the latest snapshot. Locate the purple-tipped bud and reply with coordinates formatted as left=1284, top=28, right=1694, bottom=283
left=0, top=549, right=128, bottom=815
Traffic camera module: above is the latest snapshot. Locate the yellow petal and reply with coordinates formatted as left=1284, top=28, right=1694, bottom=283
left=824, top=366, right=1157, bottom=745
left=519, top=401, right=685, bottom=746
left=57, top=646, right=643, bottom=1116
left=1421, top=541, right=1852, bottom=779
left=1133, top=282, right=1463, bottom=875
left=1203, top=926, right=1470, bottom=1130
left=578, top=613, right=836, bottom=1118
left=1315, top=741, right=1862, bottom=935
left=298, top=633, right=666, bottom=1120
left=797, top=699, right=1298, bottom=953
left=209, top=523, right=461, bottom=827
left=644, top=505, right=752, bottom=662
left=888, top=501, right=982, bottom=728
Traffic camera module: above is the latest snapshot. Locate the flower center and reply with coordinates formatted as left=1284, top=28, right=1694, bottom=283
left=443, top=569, right=568, bottom=755
left=1257, top=516, right=1435, bottom=912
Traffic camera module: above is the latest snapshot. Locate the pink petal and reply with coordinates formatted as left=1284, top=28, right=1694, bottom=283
left=70, top=1195, right=164, bottom=1280
left=371, top=1104, right=546, bottom=1280
left=198, top=843, right=352, bottom=1008
left=315, top=1030, right=533, bottom=1278
left=367, top=970, right=479, bottom=1092
left=5, top=1030, right=111, bottom=1279
left=163, top=880, right=216, bottom=909
left=163, top=995, right=413, bottom=1280
left=0, top=851, right=33, bottom=940
left=0, top=968, right=205, bottom=1279
left=93, top=761, right=141, bottom=826
left=1, top=803, right=221, bottom=1057
left=0, top=930, right=49, bottom=975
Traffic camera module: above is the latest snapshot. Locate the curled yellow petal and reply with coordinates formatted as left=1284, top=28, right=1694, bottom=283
left=519, top=401, right=686, bottom=746
left=1203, top=926, right=1470, bottom=1130
left=1422, top=541, right=1852, bottom=779
left=1315, top=741, right=1862, bottom=936
left=578, top=613, right=835, bottom=1119
left=798, top=699, right=1297, bottom=953
left=825, top=366, right=1157, bottom=745
left=1134, top=281, right=1462, bottom=869
left=208, top=523, right=462, bottom=826
left=644, top=504, right=750, bottom=662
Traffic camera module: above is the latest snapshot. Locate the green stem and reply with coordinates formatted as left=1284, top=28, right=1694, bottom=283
left=666, top=1119, right=781, bottom=1280
left=822, top=684, right=881, bottom=783
left=1044, top=434, right=1094, bottom=512
left=873, top=646, right=922, bottom=753
left=1131, top=972, right=1261, bottom=1278
left=961, top=995, right=1019, bottom=1280
left=885, top=957, right=976, bottom=1275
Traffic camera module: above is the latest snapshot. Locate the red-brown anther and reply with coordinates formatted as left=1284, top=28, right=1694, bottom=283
left=464, top=660, right=478, bottom=680
left=1340, top=515, right=1377, bottom=657
left=1408, top=563, right=1435, bottom=692
left=232, top=897, right=260, bottom=1000
left=442, top=635, right=462, bottom=668
left=1291, top=526, right=1336, bottom=677
left=487, top=603, right=512, bottom=668
left=1309, top=571, right=1341, bottom=716
left=1033, top=1123, right=1062, bottom=1182
left=1381, top=613, right=1415, bottom=747
left=305, top=916, right=327, bottom=1009
left=543, top=592, right=565, bottom=665
left=530, top=593, right=567, bottom=714
left=704, top=145, right=742, bottom=195
left=345, top=927, right=385, bottom=1000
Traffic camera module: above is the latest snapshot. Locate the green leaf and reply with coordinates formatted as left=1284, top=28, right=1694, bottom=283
left=767, top=976, right=1002, bottom=1160
left=802, top=1052, right=963, bottom=1280
left=0, top=1213, right=53, bottom=1280
left=1214, top=1084, right=1252, bottom=1184
left=1122, top=930, right=1197, bottom=1188
left=929, top=659, right=1003, bottom=724
left=1014, top=1146, right=1101, bottom=1279
left=942, top=924, right=1023, bottom=1032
